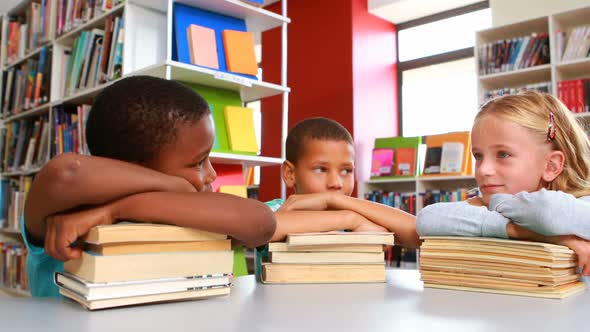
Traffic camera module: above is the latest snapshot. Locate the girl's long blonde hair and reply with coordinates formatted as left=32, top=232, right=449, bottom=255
left=475, top=91, right=590, bottom=197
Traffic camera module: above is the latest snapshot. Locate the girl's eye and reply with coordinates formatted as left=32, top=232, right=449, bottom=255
left=498, top=152, right=510, bottom=159
left=195, top=158, right=207, bottom=168
left=473, top=153, right=483, bottom=161
left=341, top=169, right=353, bottom=175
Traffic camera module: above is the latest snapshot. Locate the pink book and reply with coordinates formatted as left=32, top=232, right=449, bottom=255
left=186, top=24, right=219, bottom=69
left=370, top=148, right=394, bottom=177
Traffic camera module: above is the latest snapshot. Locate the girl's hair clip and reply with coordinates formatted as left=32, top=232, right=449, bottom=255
left=547, top=112, right=557, bottom=141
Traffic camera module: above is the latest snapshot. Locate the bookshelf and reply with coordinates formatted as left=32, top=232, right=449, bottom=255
left=475, top=4, right=590, bottom=117
left=358, top=175, right=478, bottom=215
left=0, top=0, right=290, bottom=296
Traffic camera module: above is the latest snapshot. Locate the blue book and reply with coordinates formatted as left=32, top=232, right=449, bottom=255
left=172, top=3, right=256, bottom=79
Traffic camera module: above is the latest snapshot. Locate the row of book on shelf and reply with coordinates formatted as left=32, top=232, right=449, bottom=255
left=0, top=176, right=31, bottom=233
left=4, top=0, right=52, bottom=65
left=364, top=188, right=479, bottom=215
left=56, top=0, right=124, bottom=37
left=556, top=25, right=590, bottom=62
left=1, top=12, right=124, bottom=118
left=2, top=46, right=51, bottom=117
left=557, top=78, right=590, bottom=114
left=478, top=33, right=550, bottom=75
left=370, top=132, right=472, bottom=179
left=482, top=82, right=551, bottom=104
left=0, top=241, right=28, bottom=293
left=0, top=116, right=51, bottom=173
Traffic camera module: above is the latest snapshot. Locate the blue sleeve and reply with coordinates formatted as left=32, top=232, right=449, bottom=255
left=21, top=217, right=63, bottom=297
left=417, top=201, right=509, bottom=238
left=264, top=198, right=284, bottom=212
left=490, top=189, right=590, bottom=240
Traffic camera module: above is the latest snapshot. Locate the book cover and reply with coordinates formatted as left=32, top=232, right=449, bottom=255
left=286, top=231, right=394, bottom=247
left=440, top=142, right=464, bottom=173
left=186, top=24, right=219, bottom=69
left=395, top=147, right=417, bottom=176
left=81, top=223, right=227, bottom=244
left=370, top=148, right=394, bottom=177
left=423, top=147, right=442, bottom=174
left=224, top=106, right=259, bottom=154
left=372, top=136, right=421, bottom=178
left=222, top=29, right=258, bottom=76
left=262, top=263, right=386, bottom=284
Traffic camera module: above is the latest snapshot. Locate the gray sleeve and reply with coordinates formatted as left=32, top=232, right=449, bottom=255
left=416, top=201, right=509, bottom=238
left=490, top=189, right=590, bottom=240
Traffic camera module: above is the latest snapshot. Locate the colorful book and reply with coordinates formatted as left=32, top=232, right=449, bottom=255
left=372, top=136, right=422, bottom=178
left=222, top=30, right=258, bottom=76
left=186, top=24, right=219, bottom=69
left=395, top=147, right=417, bottom=176
left=224, top=106, right=259, bottom=154
left=370, top=148, right=394, bottom=177
left=172, top=3, right=256, bottom=79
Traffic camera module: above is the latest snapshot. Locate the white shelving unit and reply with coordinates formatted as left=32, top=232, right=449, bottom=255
left=475, top=4, right=590, bottom=126
left=0, top=0, right=290, bottom=297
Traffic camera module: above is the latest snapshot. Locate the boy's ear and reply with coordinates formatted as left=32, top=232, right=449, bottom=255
left=281, top=160, right=296, bottom=189
left=542, top=150, right=565, bottom=183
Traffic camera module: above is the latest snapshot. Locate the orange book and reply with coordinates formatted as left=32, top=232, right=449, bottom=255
left=186, top=24, right=219, bottom=69
left=395, top=147, right=416, bottom=176
left=222, top=30, right=258, bottom=76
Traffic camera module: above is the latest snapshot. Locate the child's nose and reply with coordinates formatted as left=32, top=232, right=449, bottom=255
left=327, top=172, right=343, bottom=190
left=477, top=159, right=495, bottom=176
left=205, top=163, right=217, bottom=184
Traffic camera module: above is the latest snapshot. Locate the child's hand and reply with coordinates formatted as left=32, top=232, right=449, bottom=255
left=44, top=204, right=116, bottom=261
left=352, top=219, right=388, bottom=233
left=346, top=211, right=388, bottom=233
left=548, top=235, right=590, bottom=276
left=279, top=193, right=339, bottom=212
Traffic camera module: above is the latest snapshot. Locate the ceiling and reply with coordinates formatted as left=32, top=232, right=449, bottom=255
left=368, top=0, right=484, bottom=24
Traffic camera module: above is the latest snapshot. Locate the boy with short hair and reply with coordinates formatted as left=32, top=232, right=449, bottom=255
left=267, top=117, right=419, bottom=248
left=24, top=76, right=276, bottom=297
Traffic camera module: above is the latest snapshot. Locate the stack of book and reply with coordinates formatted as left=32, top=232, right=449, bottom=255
left=57, top=223, right=234, bottom=310
left=419, top=237, right=586, bottom=299
left=261, top=232, right=394, bottom=284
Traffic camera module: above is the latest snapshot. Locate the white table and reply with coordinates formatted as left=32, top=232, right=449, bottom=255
left=0, top=269, right=587, bottom=332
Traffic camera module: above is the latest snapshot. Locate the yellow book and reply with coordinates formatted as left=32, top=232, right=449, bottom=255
left=224, top=106, right=259, bottom=153
left=218, top=185, right=248, bottom=198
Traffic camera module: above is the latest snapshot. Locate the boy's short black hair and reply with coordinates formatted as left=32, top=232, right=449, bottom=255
left=286, top=117, right=354, bottom=164
left=86, top=76, right=210, bottom=164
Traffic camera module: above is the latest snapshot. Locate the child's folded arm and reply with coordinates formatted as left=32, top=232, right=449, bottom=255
left=271, top=210, right=386, bottom=242
left=25, top=153, right=194, bottom=242
left=109, top=191, right=276, bottom=248
left=490, top=189, right=590, bottom=240
left=416, top=201, right=510, bottom=239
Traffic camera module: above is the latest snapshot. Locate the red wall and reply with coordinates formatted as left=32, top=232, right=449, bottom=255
left=351, top=0, right=399, bottom=183
left=259, top=0, right=398, bottom=201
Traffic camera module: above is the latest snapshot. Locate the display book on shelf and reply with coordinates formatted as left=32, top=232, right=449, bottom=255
left=0, top=0, right=291, bottom=296
left=475, top=4, right=590, bottom=123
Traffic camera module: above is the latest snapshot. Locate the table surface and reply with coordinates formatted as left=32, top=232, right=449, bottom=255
left=0, top=269, right=587, bottom=332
